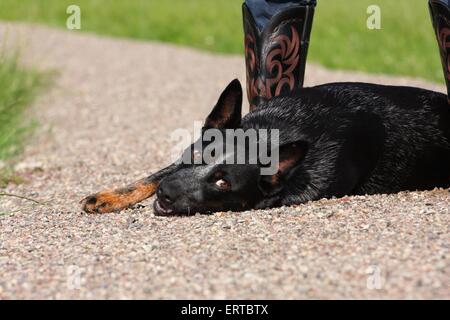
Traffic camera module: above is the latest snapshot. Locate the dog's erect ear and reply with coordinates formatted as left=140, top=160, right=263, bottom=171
left=258, top=141, right=307, bottom=197
left=204, top=79, right=242, bottom=129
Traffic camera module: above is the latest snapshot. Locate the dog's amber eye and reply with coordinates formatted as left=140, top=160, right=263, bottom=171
left=215, top=178, right=231, bottom=191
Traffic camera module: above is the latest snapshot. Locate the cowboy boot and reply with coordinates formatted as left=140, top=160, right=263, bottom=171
left=243, top=1, right=316, bottom=110
left=429, top=0, right=450, bottom=102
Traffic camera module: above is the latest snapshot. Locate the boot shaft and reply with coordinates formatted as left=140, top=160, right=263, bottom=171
left=243, top=2, right=315, bottom=110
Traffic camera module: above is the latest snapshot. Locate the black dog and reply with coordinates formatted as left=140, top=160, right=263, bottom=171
left=82, top=79, right=450, bottom=215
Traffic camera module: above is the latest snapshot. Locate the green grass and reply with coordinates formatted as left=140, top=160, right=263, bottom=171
left=0, top=167, right=26, bottom=188
left=0, top=53, right=43, bottom=161
left=0, top=0, right=444, bottom=82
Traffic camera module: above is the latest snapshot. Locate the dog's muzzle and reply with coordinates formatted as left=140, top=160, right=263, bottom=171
left=153, top=198, right=174, bottom=216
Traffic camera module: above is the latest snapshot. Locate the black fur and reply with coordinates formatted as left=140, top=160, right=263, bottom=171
left=154, top=81, right=450, bottom=215
left=243, top=82, right=450, bottom=208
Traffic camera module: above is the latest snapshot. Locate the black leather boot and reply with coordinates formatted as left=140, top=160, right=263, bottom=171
left=243, top=1, right=316, bottom=109
left=429, top=0, right=450, bottom=102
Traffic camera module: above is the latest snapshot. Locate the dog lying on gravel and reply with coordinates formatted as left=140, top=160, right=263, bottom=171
left=81, top=79, right=450, bottom=215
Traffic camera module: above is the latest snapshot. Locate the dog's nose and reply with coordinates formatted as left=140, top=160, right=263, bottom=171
left=157, top=186, right=173, bottom=205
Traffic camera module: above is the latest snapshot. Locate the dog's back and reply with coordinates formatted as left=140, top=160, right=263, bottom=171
left=244, top=83, right=450, bottom=201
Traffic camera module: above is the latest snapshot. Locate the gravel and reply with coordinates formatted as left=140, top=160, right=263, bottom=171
left=0, top=22, right=449, bottom=299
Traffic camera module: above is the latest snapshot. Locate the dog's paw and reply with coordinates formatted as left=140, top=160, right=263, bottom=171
left=81, top=180, right=159, bottom=214
left=81, top=190, right=129, bottom=214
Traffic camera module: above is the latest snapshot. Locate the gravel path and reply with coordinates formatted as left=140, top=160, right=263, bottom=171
left=0, top=22, right=448, bottom=299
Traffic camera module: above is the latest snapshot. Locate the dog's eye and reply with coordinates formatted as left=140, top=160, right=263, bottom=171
left=215, top=178, right=231, bottom=191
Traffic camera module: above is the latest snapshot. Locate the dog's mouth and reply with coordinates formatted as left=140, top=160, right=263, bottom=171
left=153, top=198, right=174, bottom=216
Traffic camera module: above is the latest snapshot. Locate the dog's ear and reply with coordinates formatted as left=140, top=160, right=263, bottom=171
left=204, top=79, right=242, bottom=129
left=258, top=141, right=307, bottom=197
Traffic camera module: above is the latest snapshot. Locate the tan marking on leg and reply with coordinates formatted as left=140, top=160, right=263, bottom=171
left=81, top=179, right=159, bottom=214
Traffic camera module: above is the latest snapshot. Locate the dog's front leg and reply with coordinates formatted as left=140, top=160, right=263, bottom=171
left=81, top=163, right=178, bottom=213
